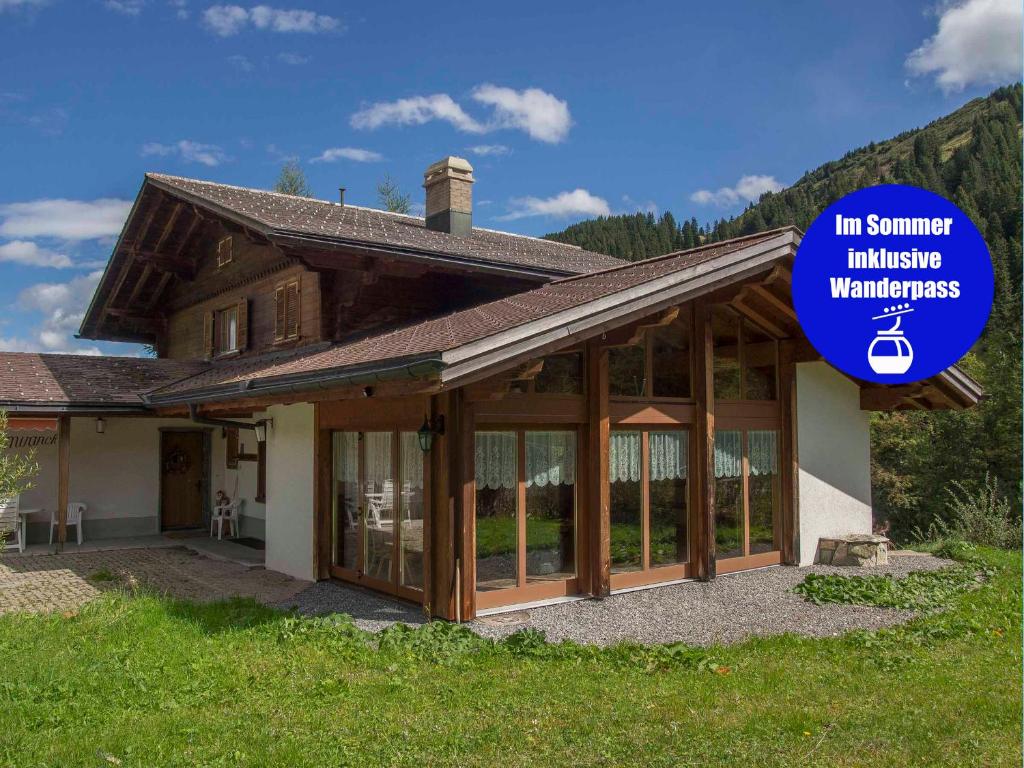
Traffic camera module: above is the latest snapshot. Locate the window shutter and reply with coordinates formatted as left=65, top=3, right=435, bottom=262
left=274, top=286, right=286, bottom=340
left=285, top=280, right=300, bottom=339
left=236, top=298, right=249, bottom=350
left=203, top=310, right=215, bottom=358
left=226, top=428, right=239, bottom=469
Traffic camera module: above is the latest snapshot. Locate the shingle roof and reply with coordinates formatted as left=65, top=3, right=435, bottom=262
left=147, top=230, right=790, bottom=400
left=146, top=174, right=626, bottom=276
left=0, top=353, right=208, bottom=410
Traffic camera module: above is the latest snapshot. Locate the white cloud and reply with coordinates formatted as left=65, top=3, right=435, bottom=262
left=906, top=0, right=1022, bottom=92
left=202, top=4, right=340, bottom=36
left=352, top=85, right=572, bottom=143
left=10, top=270, right=105, bottom=354
left=0, top=0, right=49, bottom=11
left=141, top=139, right=230, bottom=166
left=467, top=144, right=510, bottom=157
left=690, top=174, right=784, bottom=206
left=471, top=85, right=571, bottom=143
left=0, top=198, right=131, bottom=240
left=169, top=0, right=188, bottom=19
left=104, top=0, right=145, bottom=14
left=499, top=189, right=611, bottom=221
left=227, top=54, right=254, bottom=72
left=277, top=52, right=309, bottom=65
left=309, top=147, right=383, bottom=163
left=0, top=240, right=72, bottom=268
left=351, top=94, right=485, bottom=134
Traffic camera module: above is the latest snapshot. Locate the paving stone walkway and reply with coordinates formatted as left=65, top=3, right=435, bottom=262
left=0, top=546, right=308, bottom=615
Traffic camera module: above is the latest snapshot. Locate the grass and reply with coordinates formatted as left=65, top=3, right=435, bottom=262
left=0, top=548, right=1019, bottom=767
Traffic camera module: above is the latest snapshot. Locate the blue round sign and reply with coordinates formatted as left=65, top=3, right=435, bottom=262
left=792, top=185, right=993, bottom=384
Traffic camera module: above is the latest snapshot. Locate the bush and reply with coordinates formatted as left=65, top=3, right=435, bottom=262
left=915, top=474, right=1021, bottom=549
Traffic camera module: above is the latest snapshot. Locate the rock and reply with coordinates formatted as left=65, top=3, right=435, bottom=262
left=816, top=535, right=889, bottom=566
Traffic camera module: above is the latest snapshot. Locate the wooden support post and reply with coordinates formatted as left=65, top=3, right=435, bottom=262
left=314, top=403, right=332, bottom=580
left=452, top=389, right=476, bottom=621
left=692, top=300, right=716, bottom=580
left=56, top=415, right=70, bottom=552
left=429, top=391, right=455, bottom=620
left=778, top=342, right=800, bottom=565
left=587, top=339, right=611, bottom=597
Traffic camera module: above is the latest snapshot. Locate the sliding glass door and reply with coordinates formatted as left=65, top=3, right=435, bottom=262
left=475, top=429, right=579, bottom=609
left=330, top=430, right=427, bottom=600
left=610, top=428, right=692, bottom=589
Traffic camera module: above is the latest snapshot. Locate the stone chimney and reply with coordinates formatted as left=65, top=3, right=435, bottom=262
left=423, top=156, right=474, bottom=236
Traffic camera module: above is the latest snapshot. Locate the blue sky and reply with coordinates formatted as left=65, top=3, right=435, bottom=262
left=0, top=0, right=1019, bottom=355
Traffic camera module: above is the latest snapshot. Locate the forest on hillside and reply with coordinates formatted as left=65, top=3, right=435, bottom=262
left=547, top=84, right=1023, bottom=540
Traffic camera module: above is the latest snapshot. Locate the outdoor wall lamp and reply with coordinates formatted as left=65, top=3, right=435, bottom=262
left=417, top=414, right=445, bottom=452
left=95, top=417, right=105, bottom=434
left=253, top=419, right=273, bottom=443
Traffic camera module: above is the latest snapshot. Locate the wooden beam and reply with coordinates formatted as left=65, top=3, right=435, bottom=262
left=146, top=271, right=175, bottom=311
left=153, top=202, right=184, bottom=254
left=860, top=385, right=921, bottom=411
left=132, top=250, right=196, bottom=279
left=173, top=209, right=203, bottom=258
left=692, top=299, right=716, bottom=580
left=731, top=297, right=789, bottom=339
left=767, top=263, right=792, bottom=286
left=586, top=339, right=611, bottom=597
left=124, top=264, right=153, bottom=308
left=56, top=415, right=70, bottom=551
left=102, top=308, right=165, bottom=334
left=452, top=388, right=475, bottom=621
left=430, top=391, right=456, bottom=620
left=778, top=341, right=800, bottom=566
left=748, top=283, right=798, bottom=321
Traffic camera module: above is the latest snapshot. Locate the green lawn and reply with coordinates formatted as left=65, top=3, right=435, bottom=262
left=0, top=548, right=1019, bottom=767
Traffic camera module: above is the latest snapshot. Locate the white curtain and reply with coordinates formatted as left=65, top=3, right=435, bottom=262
left=609, top=432, right=641, bottom=484
left=715, top=430, right=742, bottom=479
left=525, top=431, right=576, bottom=488
left=475, top=431, right=517, bottom=490
left=400, top=432, right=424, bottom=491
left=649, top=431, right=687, bottom=481
left=749, top=429, right=778, bottom=476
left=333, top=432, right=357, bottom=486
left=364, top=432, right=392, bottom=489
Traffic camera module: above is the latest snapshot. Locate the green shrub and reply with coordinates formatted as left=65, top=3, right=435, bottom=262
left=915, top=474, right=1022, bottom=549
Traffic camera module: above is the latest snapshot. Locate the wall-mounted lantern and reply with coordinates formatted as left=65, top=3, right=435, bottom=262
left=417, top=415, right=445, bottom=453
left=253, top=419, right=273, bottom=443
left=95, top=417, right=105, bottom=435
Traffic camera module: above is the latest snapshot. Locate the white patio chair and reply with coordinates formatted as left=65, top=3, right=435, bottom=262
left=365, top=481, right=394, bottom=529
left=211, top=498, right=243, bottom=540
left=0, top=497, right=24, bottom=553
left=49, top=502, right=86, bottom=546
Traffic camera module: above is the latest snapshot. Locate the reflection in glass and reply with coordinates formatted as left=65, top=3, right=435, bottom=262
left=363, top=432, right=394, bottom=582
left=534, top=353, right=583, bottom=394
left=525, top=431, right=576, bottom=582
left=399, top=432, right=425, bottom=590
left=743, top=320, right=777, bottom=400
left=712, top=309, right=741, bottom=399
left=649, top=431, right=689, bottom=566
left=748, top=430, right=778, bottom=554
left=652, top=316, right=692, bottom=398
left=714, top=429, right=744, bottom=560
left=610, top=431, right=642, bottom=572
left=475, top=431, right=518, bottom=591
left=332, top=432, right=359, bottom=571
left=609, top=345, right=646, bottom=397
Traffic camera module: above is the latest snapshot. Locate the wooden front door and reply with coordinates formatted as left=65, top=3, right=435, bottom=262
left=160, top=430, right=205, bottom=530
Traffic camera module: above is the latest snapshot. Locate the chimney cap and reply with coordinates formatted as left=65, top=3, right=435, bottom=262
left=424, top=155, right=474, bottom=185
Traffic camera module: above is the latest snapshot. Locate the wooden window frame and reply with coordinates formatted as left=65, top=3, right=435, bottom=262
left=215, top=304, right=239, bottom=356
left=712, top=306, right=781, bottom=405
left=608, top=305, right=696, bottom=404
left=216, top=236, right=233, bottom=268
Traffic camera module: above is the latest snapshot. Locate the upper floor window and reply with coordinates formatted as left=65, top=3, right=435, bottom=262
left=274, top=279, right=300, bottom=341
left=712, top=307, right=778, bottom=401
left=217, top=236, right=233, bottom=267
left=608, top=311, right=693, bottom=399
left=216, top=305, right=238, bottom=354
left=533, top=352, right=583, bottom=395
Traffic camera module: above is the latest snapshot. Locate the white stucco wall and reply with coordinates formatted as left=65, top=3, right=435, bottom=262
left=12, top=416, right=198, bottom=540
left=796, top=362, right=873, bottom=565
left=263, top=402, right=315, bottom=581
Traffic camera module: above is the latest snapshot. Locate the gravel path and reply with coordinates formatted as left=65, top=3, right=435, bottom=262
left=471, top=553, right=953, bottom=646
left=277, top=552, right=953, bottom=644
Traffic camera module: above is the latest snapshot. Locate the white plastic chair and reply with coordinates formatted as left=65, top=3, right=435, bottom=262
left=365, top=481, right=394, bottom=529
left=211, top=499, right=243, bottom=540
left=49, top=502, right=86, bottom=546
left=0, top=497, right=24, bottom=553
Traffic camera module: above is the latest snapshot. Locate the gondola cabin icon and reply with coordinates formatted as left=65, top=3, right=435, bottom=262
left=867, top=303, right=914, bottom=375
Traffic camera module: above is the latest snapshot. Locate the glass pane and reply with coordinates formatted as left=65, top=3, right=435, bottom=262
left=652, top=316, right=692, bottom=398
left=399, top=432, right=425, bottom=590
left=534, top=352, right=583, bottom=394
left=475, top=431, right=518, bottom=591
left=748, top=430, right=779, bottom=554
left=331, top=432, right=359, bottom=571
left=712, top=309, right=740, bottom=400
left=363, top=432, right=394, bottom=582
left=608, top=345, right=646, bottom=397
left=649, top=431, right=689, bottom=566
left=743, top=320, right=777, bottom=400
left=525, top=431, right=576, bottom=582
left=714, top=429, right=744, bottom=560
left=610, top=431, right=642, bottom=572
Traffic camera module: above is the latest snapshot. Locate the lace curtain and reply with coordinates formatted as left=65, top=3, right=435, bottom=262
left=714, top=429, right=778, bottom=478
left=401, top=432, right=424, bottom=491
left=474, top=431, right=577, bottom=489
left=609, top=432, right=688, bottom=483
